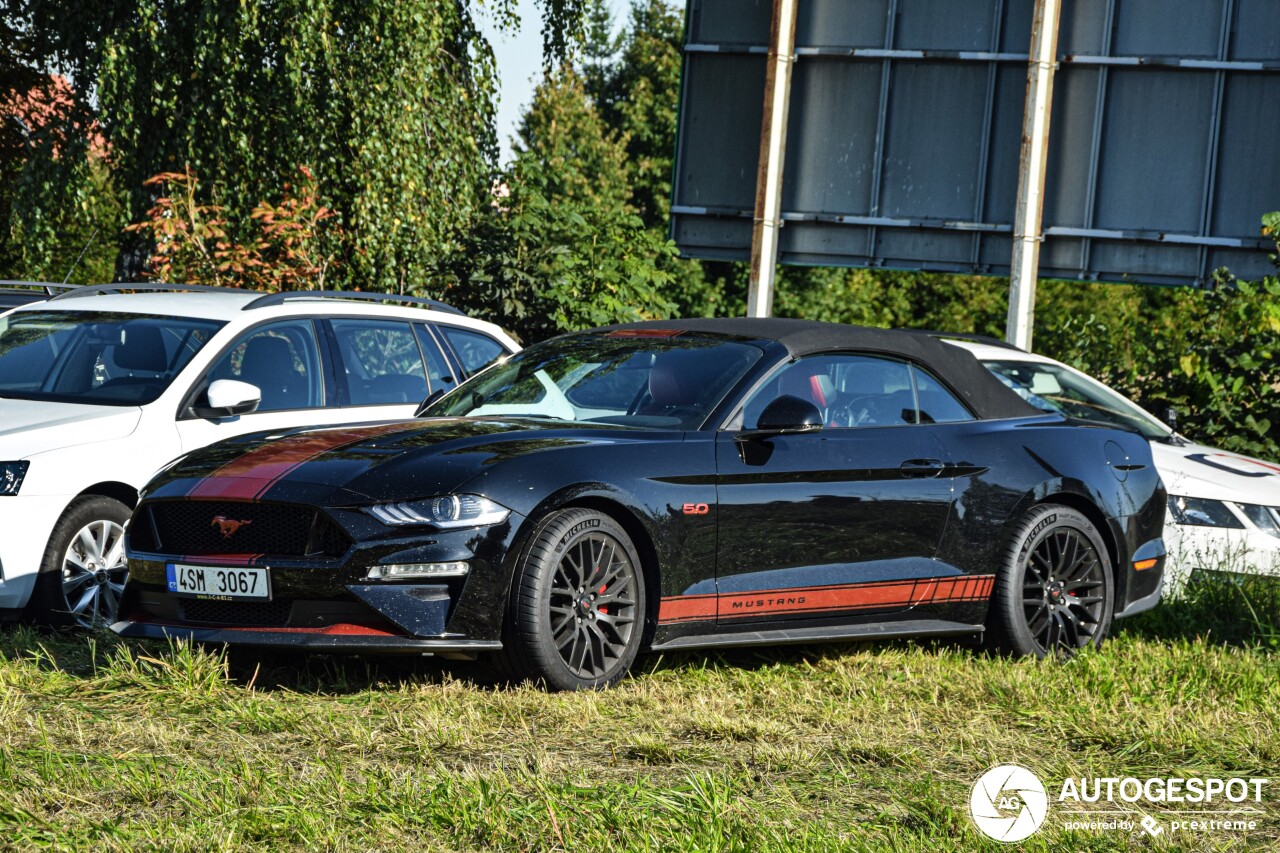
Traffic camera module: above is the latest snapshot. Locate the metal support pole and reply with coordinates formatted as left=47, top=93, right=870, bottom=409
left=1006, top=0, right=1063, bottom=350
left=746, top=0, right=798, bottom=318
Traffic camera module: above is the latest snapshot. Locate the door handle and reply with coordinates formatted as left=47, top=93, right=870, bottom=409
left=900, top=459, right=945, bottom=478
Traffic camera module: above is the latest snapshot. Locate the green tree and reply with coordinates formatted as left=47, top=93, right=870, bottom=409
left=430, top=66, right=675, bottom=343
left=1038, top=223, right=1280, bottom=459
left=1, top=71, right=121, bottom=284
left=5, top=0, right=593, bottom=285
left=773, top=266, right=1011, bottom=335
left=584, top=0, right=681, bottom=229
left=577, top=0, right=736, bottom=319
left=514, top=65, right=631, bottom=214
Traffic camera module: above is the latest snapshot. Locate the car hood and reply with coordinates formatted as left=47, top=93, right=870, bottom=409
left=145, top=417, right=656, bottom=506
left=1151, top=439, right=1280, bottom=506
left=0, top=398, right=143, bottom=459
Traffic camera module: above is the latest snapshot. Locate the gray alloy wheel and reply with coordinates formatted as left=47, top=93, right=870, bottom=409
left=499, top=508, right=646, bottom=691
left=34, top=496, right=131, bottom=628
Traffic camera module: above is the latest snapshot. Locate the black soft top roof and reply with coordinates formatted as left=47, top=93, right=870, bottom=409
left=597, top=318, right=1040, bottom=421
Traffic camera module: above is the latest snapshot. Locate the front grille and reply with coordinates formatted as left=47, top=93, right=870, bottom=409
left=144, top=500, right=350, bottom=558
left=179, top=598, right=292, bottom=627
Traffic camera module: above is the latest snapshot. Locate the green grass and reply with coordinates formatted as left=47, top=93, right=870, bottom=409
left=2, top=581, right=1279, bottom=851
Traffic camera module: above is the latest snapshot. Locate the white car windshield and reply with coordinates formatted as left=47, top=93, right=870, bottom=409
left=983, top=359, right=1171, bottom=441
left=0, top=311, right=225, bottom=406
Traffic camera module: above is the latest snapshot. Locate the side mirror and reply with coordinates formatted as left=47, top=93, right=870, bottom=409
left=415, top=388, right=446, bottom=418
left=738, top=395, right=824, bottom=440
left=194, top=379, right=261, bottom=419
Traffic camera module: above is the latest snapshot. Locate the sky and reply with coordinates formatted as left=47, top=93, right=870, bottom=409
left=481, top=0, right=627, bottom=162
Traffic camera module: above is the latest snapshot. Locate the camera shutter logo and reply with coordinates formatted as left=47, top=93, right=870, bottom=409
left=970, top=765, right=1049, bottom=842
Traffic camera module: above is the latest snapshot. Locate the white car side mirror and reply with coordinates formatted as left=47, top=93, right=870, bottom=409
left=197, top=379, right=262, bottom=419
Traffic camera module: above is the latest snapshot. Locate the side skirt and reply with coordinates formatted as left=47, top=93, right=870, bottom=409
left=648, top=618, right=983, bottom=652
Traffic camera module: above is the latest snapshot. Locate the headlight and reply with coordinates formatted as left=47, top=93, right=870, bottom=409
left=366, top=495, right=510, bottom=529
left=0, top=462, right=29, bottom=496
left=1236, top=503, right=1280, bottom=540
left=1168, top=495, right=1244, bottom=529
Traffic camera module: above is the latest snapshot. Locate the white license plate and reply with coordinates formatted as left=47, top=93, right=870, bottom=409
left=166, top=563, right=271, bottom=601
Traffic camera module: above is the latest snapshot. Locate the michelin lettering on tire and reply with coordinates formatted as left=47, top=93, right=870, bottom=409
left=1021, top=513, right=1057, bottom=557
left=970, top=764, right=1049, bottom=842
left=557, top=518, right=601, bottom=551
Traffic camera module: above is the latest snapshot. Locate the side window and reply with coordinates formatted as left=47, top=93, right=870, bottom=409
left=331, top=319, right=428, bottom=406
left=739, top=355, right=976, bottom=429
left=414, top=325, right=456, bottom=391
left=911, top=367, right=974, bottom=424
left=439, top=326, right=506, bottom=376
left=740, top=354, right=917, bottom=429
left=206, top=320, right=323, bottom=412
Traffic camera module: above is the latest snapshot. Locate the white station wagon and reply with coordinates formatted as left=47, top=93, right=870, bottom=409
left=0, top=284, right=519, bottom=627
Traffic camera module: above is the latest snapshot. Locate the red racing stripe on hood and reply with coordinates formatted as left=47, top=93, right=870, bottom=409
left=188, top=422, right=418, bottom=500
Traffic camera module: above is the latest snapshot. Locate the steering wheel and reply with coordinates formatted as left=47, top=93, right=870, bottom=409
left=830, top=395, right=890, bottom=428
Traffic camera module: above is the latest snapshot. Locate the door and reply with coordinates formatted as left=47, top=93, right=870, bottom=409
left=713, top=353, right=958, bottom=624
left=175, top=318, right=340, bottom=453
left=325, top=317, right=444, bottom=421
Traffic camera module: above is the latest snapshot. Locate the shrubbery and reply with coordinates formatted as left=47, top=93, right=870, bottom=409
left=1036, top=214, right=1280, bottom=459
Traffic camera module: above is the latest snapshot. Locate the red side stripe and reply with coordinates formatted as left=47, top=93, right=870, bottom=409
left=188, top=422, right=416, bottom=500
left=658, top=575, right=995, bottom=625
left=657, top=593, right=717, bottom=624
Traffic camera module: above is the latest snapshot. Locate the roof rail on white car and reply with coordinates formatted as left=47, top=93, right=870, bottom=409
left=241, top=290, right=464, bottom=316
left=49, top=282, right=250, bottom=301
left=923, top=330, right=1026, bottom=352
left=0, top=281, right=83, bottom=295
left=43, top=282, right=466, bottom=317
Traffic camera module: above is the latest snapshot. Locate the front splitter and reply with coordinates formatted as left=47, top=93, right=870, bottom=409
left=112, top=619, right=503, bottom=654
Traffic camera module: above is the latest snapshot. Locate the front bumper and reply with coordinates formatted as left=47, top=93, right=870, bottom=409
left=0, top=493, right=71, bottom=612
left=1164, top=521, right=1280, bottom=592
left=116, top=505, right=524, bottom=648
left=111, top=618, right=502, bottom=655
left=1113, top=537, right=1166, bottom=618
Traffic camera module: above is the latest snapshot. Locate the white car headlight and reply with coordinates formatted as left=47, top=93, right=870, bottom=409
left=0, top=461, right=29, bottom=496
left=1168, top=495, right=1244, bottom=529
left=1236, top=503, right=1280, bottom=540
left=365, top=495, right=510, bottom=529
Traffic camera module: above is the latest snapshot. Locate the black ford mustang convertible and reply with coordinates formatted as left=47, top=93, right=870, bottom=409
left=115, top=319, right=1166, bottom=690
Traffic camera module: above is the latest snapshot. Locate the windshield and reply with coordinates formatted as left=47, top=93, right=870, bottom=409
left=983, top=358, right=1171, bottom=440
left=426, top=331, right=766, bottom=430
left=0, top=311, right=224, bottom=406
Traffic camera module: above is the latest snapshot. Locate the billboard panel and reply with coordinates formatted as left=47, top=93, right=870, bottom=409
left=672, top=0, right=1280, bottom=286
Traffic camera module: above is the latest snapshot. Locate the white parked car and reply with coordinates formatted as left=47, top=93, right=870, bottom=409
left=0, top=284, right=519, bottom=627
left=947, top=338, right=1280, bottom=589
